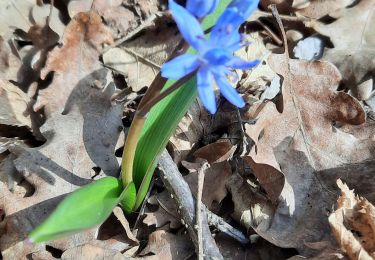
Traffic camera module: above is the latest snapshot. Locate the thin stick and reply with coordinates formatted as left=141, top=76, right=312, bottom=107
left=254, top=10, right=311, bottom=22
left=158, top=150, right=223, bottom=259
left=196, top=161, right=209, bottom=260
left=255, top=20, right=283, bottom=46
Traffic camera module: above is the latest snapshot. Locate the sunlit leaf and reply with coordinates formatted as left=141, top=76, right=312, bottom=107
left=29, top=177, right=125, bottom=243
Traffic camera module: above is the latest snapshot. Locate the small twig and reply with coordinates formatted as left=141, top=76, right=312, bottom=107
left=158, top=150, right=223, bottom=260
left=196, top=161, right=209, bottom=260
left=253, top=10, right=311, bottom=22
left=255, top=20, right=283, bottom=46
left=123, top=47, right=161, bottom=69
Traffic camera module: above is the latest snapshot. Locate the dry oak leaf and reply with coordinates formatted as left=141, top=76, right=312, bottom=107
left=104, top=19, right=181, bottom=92
left=183, top=140, right=236, bottom=210
left=61, top=243, right=126, bottom=260
left=143, top=189, right=182, bottom=229
left=0, top=37, right=23, bottom=82
left=295, top=0, right=356, bottom=19
left=243, top=54, right=375, bottom=251
left=0, top=79, right=32, bottom=128
left=306, top=0, right=375, bottom=86
left=139, top=230, right=194, bottom=260
left=0, top=0, right=36, bottom=36
left=0, top=82, right=122, bottom=257
left=329, top=179, right=375, bottom=260
left=68, top=0, right=138, bottom=39
left=34, top=11, right=113, bottom=116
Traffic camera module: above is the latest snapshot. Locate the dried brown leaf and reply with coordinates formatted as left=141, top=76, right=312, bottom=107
left=143, top=190, right=182, bottom=229
left=0, top=80, right=32, bottom=128
left=139, top=230, right=194, bottom=260
left=329, top=180, right=375, bottom=260
left=34, top=11, right=113, bottom=116
left=0, top=0, right=36, bottom=36
left=242, top=53, right=375, bottom=252
left=295, top=0, right=356, bottom=19
left=113, top=206, right=139, bottom=245
left=104, top=19, right=180, bottom=91
left=306, top=0, right=375, bottom=86
left=0, top=37, right=22, bottom=82
left=61, top=243, right=126, bottom=260
left=0, top=79, right=122, bottom=257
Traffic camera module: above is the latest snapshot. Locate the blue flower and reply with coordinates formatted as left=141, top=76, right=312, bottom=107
left=186, top=0, right=219, bottom=18
left=229, top=0, right=259, bottom=21
left=161, top=0, right=260, bottom=114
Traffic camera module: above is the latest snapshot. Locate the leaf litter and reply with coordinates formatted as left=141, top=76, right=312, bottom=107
left=0, top=0, right=375, bottom=259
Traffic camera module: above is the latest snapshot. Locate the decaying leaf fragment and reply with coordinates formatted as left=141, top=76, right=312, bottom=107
left=242, top=53, right=375, bottom=251
left=183, top=140, right=236, bottom=210
left=295, top=0, right=356, bottom=19
left=329, top=179, right=375, bottom=260
left=139, top=230, right=194, bottom=260
left=0, top=80, right=31, bottom=128
left=245, top=54, right=367, bottom=204
left=34, top=11, right=113, bottom=116
left=306, top=0, right=375, bottom=86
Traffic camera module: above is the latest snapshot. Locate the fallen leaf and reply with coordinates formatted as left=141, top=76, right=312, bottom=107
left=0, top=79, right=32, bottom=128
left=68, top=0, right=138, bottom=39
left=34, top=11, right=113, bottom=116
left=0, top=37, right=22, bottom=82
left=183, top=140, right=236, bottom=210
left=104, top=19, right=180, bottom=91
left=329, top=179, right=375, bottom=259
left=226, top=173, right=274, bottom=233
left=237, top=33, right=277, bottom=102
left=31, top=4, right=65, bottom=39
left=306, top=0, right=375, bottom=86
left=168, top=101, right=211, bottom=165
left=139, top=230, right=194, bottom=260
left=0, top=79, right=123, bottom=257
left=92, top=0, right=138, bottom=39
left=113, top=206, right=139, bottom=245
left=61, top=243, right=126, bottom=260
left=143, top=189, right=182, bottom=229
left=0, top=0, right=36, bottom=37
left=295, top=0, right=356, bottom=19
left=243, top=53, right=375, bottom=252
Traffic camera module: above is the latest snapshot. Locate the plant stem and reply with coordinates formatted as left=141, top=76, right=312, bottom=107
left=121, top=115, right=146, bottom=186
left=121, top=72, right=195, bottom=187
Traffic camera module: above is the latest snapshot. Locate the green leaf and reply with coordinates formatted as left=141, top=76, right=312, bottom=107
left=120, top=181, right=136, bottom=214
left=29, top=177, right=125, bottom=243
left=132, top=0, right=232, bottom=210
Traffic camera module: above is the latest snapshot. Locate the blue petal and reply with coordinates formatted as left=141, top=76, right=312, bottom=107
left=209, top=8, right=244, bottom=49
left=187, top=0, right=219, bottom=18
left=214, top=74, right=245, bottom=108
left=197, top=67, right=216, bottom=113
left=169, top=0, right=206, bottom=51
left=226, top=57, right=260, bottom=69
left=161, top=54, right=200, bottom=79
left=229, top=0, right=259, bottom=19
left=203, top=48, right=232, bottom=66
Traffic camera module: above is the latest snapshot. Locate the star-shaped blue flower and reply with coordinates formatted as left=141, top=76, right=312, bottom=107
left=161, top=0, right=260, bottom=114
